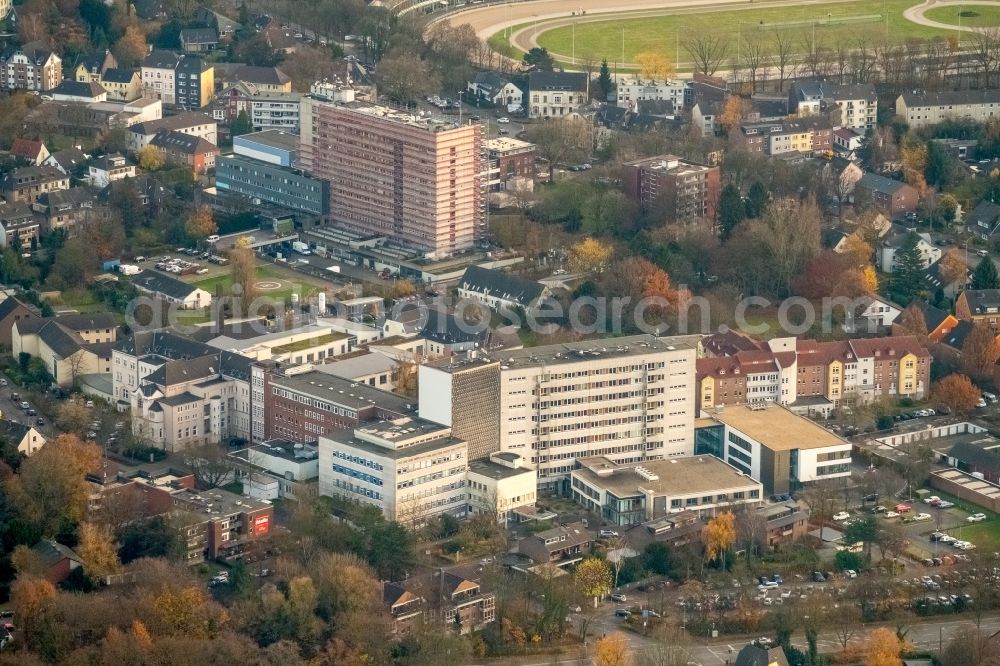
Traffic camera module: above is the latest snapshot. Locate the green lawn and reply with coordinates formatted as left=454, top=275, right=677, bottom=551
left=528, top=0, right=952, bottom=66
left=190, top=264, right=324, bottom=305
left=946, top=520, right=1000, bottom=552
left=924, top=5, right=1000, bottom=28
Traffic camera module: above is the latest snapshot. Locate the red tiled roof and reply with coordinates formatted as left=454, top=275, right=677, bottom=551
left=11, top=138, right=44, bottom=159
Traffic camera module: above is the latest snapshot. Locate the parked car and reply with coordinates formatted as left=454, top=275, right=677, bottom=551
left=884, top=511, right=900, bottom=518
left=19, top=401, right=29, bottom=410
left=913, top=513, right=932, bottom=522
left=968, top=513, right=988, bottom=523
left=599, top=529, right=619, bottom=538
left=610, top=593, right=627, bottom=603
left=872, top=505, right=888, bottom=514
left=497, top=117, right=510, bottom=123
left=845, top=569, right=858, bottom=579
left=614, top=608, right=629, bottom=617
left=895, top=504, right=912, bottom=513
left=833, top=511, right=851, bottom=521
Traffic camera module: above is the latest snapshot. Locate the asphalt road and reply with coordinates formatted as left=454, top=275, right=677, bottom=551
left=485, top=613, right=1000, bottom=665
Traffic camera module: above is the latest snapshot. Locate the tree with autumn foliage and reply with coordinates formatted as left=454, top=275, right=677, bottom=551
left=901, top=140, right=929, bottom=196
left=185, top=205, right=217, bottom=240
left=933, top=373, right=981, bottom=415
left=575, top=557, right=613, bottom=607
left=897, top=303, right=929, bottom=339
left=962, top=323, right=1000, bottom=381
left=593, top=631, right=633, bottom=666
left=703, top=512, right=736, bottom=570
left=568, top=238, right=613, bottom=274
left=137, top=145, right=164, bottom=171
left=718, top=95, right=751, bottom=133
left=939, top=248, right=968, bottom=288
left=228, top=237, right=258, bottom=316
left=863, top=626, right=906, bottom=666
left=841, top=234, right=874, bottom=267
left=635, top=52, right=675, bottom=80
left=10, top=575, right=56, bottom=648
left=76, top=522, right=121, bottom=580
left=4, top=434, right=101, bottom=536
left=793, top=250, right=872, bottom=299
left=114, top=24, right=148, bottom=68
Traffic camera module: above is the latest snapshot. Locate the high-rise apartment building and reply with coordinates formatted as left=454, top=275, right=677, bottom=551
left=622, top=155, right=720, bottom=224
left=419, top=334, right=701, bottom=492
left=301, top=96, right=484, bottom=256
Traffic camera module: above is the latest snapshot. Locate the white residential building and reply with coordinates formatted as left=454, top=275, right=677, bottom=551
left=318, top=417, right=468, bottom=523
left=897, top=90, right=1000, bottom=129
left=616, top=78, right=686, bottom=109
left=141, top=50, right=181, bottom=105
left=467, top=452, right=537, bottom=522
left=419, top=334, right=701, bottom=492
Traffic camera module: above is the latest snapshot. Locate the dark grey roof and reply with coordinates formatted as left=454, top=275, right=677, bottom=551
left=0, top=296, right=36, bottom=321
left=78, top=50, right=114, bottom=73
left=1, top=165, right=67, bottom=191
left=914, top=301, right=952, bottom=333
left=734, top=645, right=790, bottom=666
left=821, top=228, right=848, bottom=249
left=528, top=71, right=587, bottom=92
left=924, top=259, right=968, bottom=290
left=38, top=321, right=85, bottom=358
left=47, top=147, right=87, bottom=173
left=31, top=540, right=82, bottom=567
left=595, top=104, right=663, bottom=131
left=1, top=41, right=55, bottom=64
left=859, top=172, right=911, bottom=195
left=968, top=200, right=1000, bottom=234
left=942, top=319, right=974, bottom=350
left=133, top=0, right=168, bottom=19
left=158, top=391, right=203, bottom=407
left=114, top=329, right=216, bottom=359
left=962, top=289, right=1000, bottom=313
left=792, top=80, right=876, bottom=103
left=35, top=188, right=95, bottom=212
left=55, top=312, right=116, bottom=331
left=948, top=439, right=1000, bottom=473
left=146, top=355, right=220, bottom=386
left=180, top=28, right=219, bottom=44
left=902, top=89, right=1000, bottom=107
left=460, top=266, right=544, bottom=307
left=98, top=174, right=168, bottom=206
left=220, top=350, right=253, bottom=381
left=176, top=55, right=211, bottom=75
left=130, top=112, right=216, bottom=136
left=102, top=67, right=137, bottom=84
left=0, top=202, right=35, bottom=225
left=472, top=71, right=509, bottom=94
left=132, top=270, right=199, bottom=300
left=0, top=419, right=32, bottom=442
left=751, top=96, right=790, bottom=118
left=233, top=65, right=290, bottom=86
left=52, top=80, right=107, bottom=98
left=143, top=49, right=181, bottom=69
left=150, top=129, right=217, bottom=155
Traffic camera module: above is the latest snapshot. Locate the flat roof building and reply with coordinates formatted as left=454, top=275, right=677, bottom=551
left=419, top=334, right=701, bottom=492
left=318, top=417, right=468, bottom=523
left=570, top=455, right=762, bottom=526
left=696, top=403, right=852, bottom=495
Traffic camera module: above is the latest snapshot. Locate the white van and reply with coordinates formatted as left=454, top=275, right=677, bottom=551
left=207, top=234, right=220, bottom=243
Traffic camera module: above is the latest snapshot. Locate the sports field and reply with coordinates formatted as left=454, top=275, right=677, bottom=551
left=924, top=5, right=1000, bottom=28
left=529, top=0, right=954, bottom=65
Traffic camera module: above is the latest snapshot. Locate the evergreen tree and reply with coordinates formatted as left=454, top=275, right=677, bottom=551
left=890, top=232, right=928, bottom=304
left=971, top=255, right=1000, bottom=290
left=597, top=59, right=615, bottom=101
left=745, top=181, right=768, bottom=218
left=925, top=140, right=953, bottom=190
left=718, top=183, right=745, bottom=241
left=230, top=110, right=253, bottom=137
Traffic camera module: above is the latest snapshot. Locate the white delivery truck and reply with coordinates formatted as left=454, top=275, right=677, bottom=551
left=292, top=241, right=311, bottom=255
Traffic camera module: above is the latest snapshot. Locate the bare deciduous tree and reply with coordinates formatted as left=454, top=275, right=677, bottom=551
left=683, top=33, right=728, bottom=77
left=740, top=34, right=766, bottom=93
left=771, top=30, right=795, bottom=91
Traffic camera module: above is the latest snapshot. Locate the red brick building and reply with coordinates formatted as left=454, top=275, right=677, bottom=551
left=485, top=137, right=535, bottom=191
left=258, top=363, right=413, bottom=443
left=149, top=129, right=219, bottom=176
left=622, top=154, right=720, bottom=224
